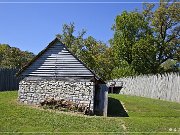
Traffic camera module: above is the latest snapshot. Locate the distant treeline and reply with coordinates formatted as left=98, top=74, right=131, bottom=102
left=0, top=44, right=35, bottom=69
left=0, top=45, right=35, bottom=91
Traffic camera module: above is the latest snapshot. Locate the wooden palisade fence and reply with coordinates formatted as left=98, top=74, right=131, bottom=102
left=112, top=73, right=180, bottom=102
left=0, top=68, right=20, bottom=91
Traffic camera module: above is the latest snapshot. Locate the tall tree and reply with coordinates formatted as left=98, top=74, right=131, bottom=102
left=82, top=37, right=115, bottom=80
left=112, top=11, right=151, bottom=65
left=143, top=0, right=180, bottom=71
left=111, top=0, right=179, bottom=77
left=132, top=35, right=157, bottom=74
left=111, top=11, right=151, bottom=76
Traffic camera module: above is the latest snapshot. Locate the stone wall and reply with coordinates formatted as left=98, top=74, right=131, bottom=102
left=18, top=78, right=95, bottom=111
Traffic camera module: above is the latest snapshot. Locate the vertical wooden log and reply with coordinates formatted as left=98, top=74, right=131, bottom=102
left=103, top=84, right=108, bottom=117
left=111, top=73, right=180, bottom=102
left=111, top=87, right=113, bottom=93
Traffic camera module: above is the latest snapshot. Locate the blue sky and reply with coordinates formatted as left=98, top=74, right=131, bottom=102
left=0, top=0, right=159, bottom=54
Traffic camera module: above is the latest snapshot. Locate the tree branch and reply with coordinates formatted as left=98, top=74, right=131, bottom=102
left=166, top=35, right=176, bottom=43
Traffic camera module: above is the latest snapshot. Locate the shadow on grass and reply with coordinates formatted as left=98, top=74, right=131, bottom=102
left=108, top=97, right=129, bottom=117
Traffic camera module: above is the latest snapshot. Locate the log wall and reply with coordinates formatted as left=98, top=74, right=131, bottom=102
left=0, top=68, right=20, bottom=91
left=109, top=73, right=180, bottom=102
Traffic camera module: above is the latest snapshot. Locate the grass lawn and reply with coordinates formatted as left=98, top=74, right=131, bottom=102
left=0, top=91, right=180, bottom=134
left=109, top=94, right=180, bottom=134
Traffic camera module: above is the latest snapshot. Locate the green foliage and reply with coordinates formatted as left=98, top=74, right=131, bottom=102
left=143, top=0, right=180, bottom=66
left=111, top=61, right=136, bottom=78
left=160, top=59, right=180, bottom=72
left=132, top=36, right=158, bottom=74
left=96, top=47, right=116, bottom=80
left=81, top=37, right=115, bottom=80
left=111, top=11, right=151, bottom=77
left=111, top=0, right=180, bottom=78
left=112, top=11, right=151, bottom=65
left=56, top=23, right=86, bottom=56
left=0, top=44, right=35, bottom=69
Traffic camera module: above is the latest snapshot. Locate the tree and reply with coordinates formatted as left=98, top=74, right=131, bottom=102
left=111, top=11, right=151, bottom=76
left=110, top=61, right=136, bottom=78
left=111, top=0, right=180, bottom=77
left=0, top=44, right=35, bottom=68
left=143, top=0, right=180, bottom=71
left=132, top=35, right=157, bottom=74
left=56, top=23, right=86, bottom=57
left=82, top=37, right=115, bottom=80
left=112, top=11, right=151, bottom=65
left=0, top=44, right=10, bottom=65
left=160, top=59, right=179, bottom=72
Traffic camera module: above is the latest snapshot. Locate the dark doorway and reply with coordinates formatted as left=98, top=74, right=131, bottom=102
left=108, top=87, right=122, bottom=94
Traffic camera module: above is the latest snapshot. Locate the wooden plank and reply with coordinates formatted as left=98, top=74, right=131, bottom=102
left=27, top=74, right=94, bottom=76
left=43, top=51, right=71, bottom=55
left=24, top=69, right=90, bottom=72
left=37, top=57, right=77, bottom=60
left=30, top=64, right=84, bottom=66
left=31, top=61, right=82, bottom=64
left=34, top=67, right=87, bottom=70
left=36, top=59, right=79, bottom=62
left=25, top=71, right=92, bottom=74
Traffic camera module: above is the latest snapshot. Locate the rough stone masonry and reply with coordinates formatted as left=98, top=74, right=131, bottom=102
left=18, top=78, right=95, bottom=111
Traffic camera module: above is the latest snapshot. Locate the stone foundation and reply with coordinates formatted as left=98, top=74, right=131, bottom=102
left=18, top=78, right=95, bottom=112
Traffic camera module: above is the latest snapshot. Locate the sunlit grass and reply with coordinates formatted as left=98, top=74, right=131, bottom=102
left=0, top=91, right=180, bottom=134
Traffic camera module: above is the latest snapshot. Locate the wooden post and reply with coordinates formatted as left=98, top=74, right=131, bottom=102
left=111, top=86, right=113, bottom=93
left=103, top=85, right=108, bottom=117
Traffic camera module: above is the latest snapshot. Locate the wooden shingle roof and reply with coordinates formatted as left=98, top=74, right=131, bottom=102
left=17, top=37, right=105, bottom=83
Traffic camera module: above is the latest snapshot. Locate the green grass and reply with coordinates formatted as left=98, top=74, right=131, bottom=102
left=109, top=94, right=180, bottom=134
left=0, top=91, right=180, bottom=134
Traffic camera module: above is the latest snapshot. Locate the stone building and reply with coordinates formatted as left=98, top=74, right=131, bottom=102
left=17, top=37, right=108, bottom=115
